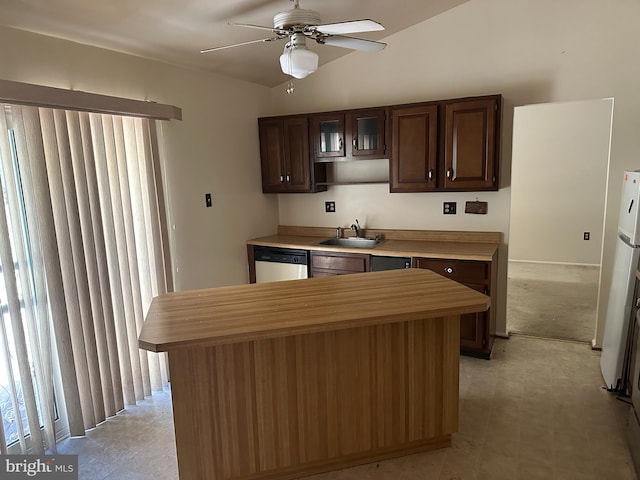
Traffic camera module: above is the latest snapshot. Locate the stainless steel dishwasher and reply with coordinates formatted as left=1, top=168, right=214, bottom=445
left=254, top=246, right=309, bottom=283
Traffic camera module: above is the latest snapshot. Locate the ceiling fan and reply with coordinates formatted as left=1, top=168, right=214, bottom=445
left=200, top=0, right=387, bottom=79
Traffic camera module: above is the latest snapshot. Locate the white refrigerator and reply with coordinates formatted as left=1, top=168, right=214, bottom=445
left=601, top=170, right=640, bottom=391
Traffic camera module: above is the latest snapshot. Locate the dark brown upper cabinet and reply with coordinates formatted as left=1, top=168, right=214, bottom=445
left=258, top=94, right=500, bottom=193
left=390, top=104, right=439, bottom=192
left=259, top=115, right=326, bottom=193
left=390, top=95, right=500, bottom=192
left=310, top=108, right=387, bottom=162
left=443, top=96, right=500, bottom=191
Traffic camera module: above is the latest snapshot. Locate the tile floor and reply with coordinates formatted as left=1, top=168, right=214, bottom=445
left=58, top=335, right=637, bottom=480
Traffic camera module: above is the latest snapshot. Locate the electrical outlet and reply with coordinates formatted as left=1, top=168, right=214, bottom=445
left=443, top=202, right=457, bottom=215
left=584, top=232, right=590, bottom=240
left=325, top=201, right=336, bottom=213
left=205, top=193, right=212, bottom=207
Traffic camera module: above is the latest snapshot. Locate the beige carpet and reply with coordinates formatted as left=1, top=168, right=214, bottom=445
left=507, top=262, right=599, bottom=343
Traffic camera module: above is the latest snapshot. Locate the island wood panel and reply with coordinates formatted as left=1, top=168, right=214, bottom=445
left=168, top=314, right=459, bottom=480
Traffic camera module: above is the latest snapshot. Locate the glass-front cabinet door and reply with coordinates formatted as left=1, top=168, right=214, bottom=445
left=311, top=113, right=345, bottom=160
left=310, top=108, right=387, bottom=161
left=320, top=120, right=342, bottom=155
left=349, top=108, right=387, bottom=158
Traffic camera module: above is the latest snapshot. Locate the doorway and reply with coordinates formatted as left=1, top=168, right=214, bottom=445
left=507, top=98, right=613, bottom=342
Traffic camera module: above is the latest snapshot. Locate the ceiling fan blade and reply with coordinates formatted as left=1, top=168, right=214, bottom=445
left=312, top=19, right=385, bottom=36
left=233, top=22, right=288, bottom=35
left=319, top=35, right=387, bottom=52
left=200, top=37, right=282, bottom=54
left=210, top=0, right=281, bottom=22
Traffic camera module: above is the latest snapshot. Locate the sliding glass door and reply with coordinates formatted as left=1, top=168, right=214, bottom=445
left=0, top=104, right=170, bottom=453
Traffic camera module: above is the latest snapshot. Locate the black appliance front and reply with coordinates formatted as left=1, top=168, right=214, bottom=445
left=370, top=255, right=411, bottom=272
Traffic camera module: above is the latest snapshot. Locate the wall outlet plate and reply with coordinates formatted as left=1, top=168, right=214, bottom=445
left=325, top=201, right=336, bottom=213
left=443, top=202, right=456, bottom=214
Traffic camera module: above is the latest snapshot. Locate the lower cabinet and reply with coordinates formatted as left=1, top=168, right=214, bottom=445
left=310, top=251, right=370, bottom=277
left=412, top=257, right=496, bottom=358
left=268, top=248, right=495, bottom=358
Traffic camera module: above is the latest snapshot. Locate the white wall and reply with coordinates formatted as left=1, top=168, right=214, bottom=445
left=0, top=26, right=279, bottom=292
left=509, top=99, right=612, bottom=265
left=269, top=0, right=640, bottom=345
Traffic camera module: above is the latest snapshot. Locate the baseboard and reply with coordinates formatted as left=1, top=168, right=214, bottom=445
left=509, top=259, right=600, bottom=268
left=510, top=331, right=592, bottom=346
left=591, top=338, right=602, bottom=350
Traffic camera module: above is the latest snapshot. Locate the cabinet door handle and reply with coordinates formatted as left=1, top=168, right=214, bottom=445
left=444, top=267, right=454, bottom=274
left=286, top=174, right=290, bottom=182
left=353, top=138, right=358, bottom=150
left=446, top=168, right=454, bottom=180
left=339, top=137, right=343, bottom=151
left=428, top=169, right=433, bottom=181
left=280, top=175, right=284, bottom=183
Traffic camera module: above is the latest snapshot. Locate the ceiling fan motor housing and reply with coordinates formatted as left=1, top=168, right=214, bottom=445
left=273, top=8, right=321, bottom=30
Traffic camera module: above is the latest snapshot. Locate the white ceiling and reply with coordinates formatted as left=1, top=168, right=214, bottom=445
left=0, top=0, right=469, bottom=87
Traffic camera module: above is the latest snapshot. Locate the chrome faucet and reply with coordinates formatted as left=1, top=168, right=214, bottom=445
left=350, top=219, right=361, bottom=238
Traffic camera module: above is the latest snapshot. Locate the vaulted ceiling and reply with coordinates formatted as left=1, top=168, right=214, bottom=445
left=0, top=0, right=469, bottom=87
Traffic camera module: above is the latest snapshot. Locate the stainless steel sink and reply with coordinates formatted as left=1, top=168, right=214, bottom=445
left=318, top=237, right=382, bottom=248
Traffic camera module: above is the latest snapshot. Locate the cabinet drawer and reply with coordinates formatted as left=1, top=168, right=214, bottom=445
left=413, top=258, right=488, bottom=284
left=311, top=252, right=369, bottom=273
left=309, top=270, right=338, bottom=278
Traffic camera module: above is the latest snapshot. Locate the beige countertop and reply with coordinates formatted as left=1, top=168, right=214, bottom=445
left=247, top=226, right=500, bottom=262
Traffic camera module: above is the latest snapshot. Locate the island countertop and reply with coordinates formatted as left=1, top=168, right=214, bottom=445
left=139, top=268, right=490, bottom=353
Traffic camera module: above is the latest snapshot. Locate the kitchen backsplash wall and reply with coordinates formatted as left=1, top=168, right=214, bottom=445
left=278, top=185, right=508, bottom=234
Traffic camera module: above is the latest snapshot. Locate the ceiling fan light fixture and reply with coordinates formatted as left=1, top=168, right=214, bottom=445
left=200, top=1, right=387, bottom=83
left=279, top=34, right=318, bottom=79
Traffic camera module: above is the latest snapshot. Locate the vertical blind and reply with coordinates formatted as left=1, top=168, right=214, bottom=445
left=0, top=104, right=170, bottom=453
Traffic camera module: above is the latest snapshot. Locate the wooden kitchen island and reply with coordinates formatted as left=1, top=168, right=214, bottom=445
left=139, top=269, right=490, bottom=480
